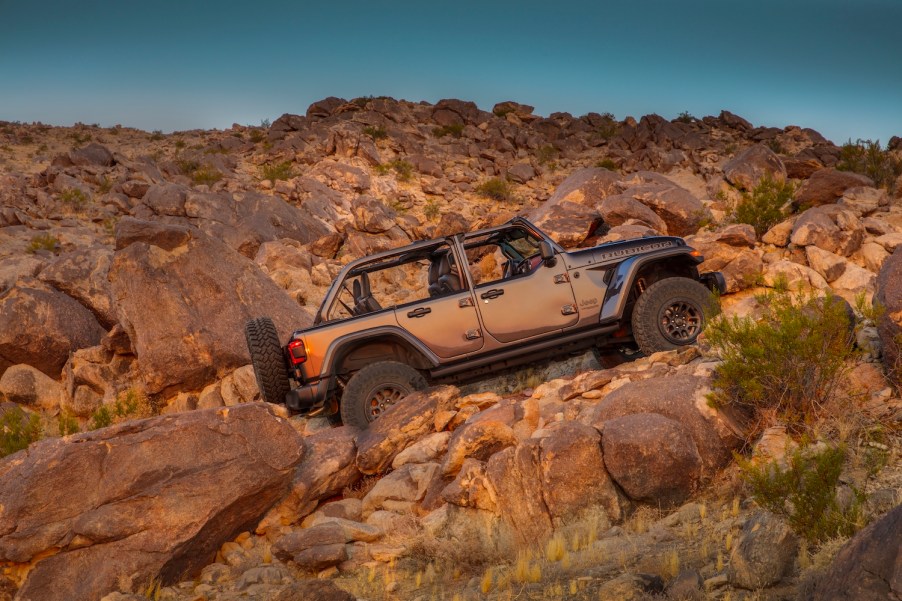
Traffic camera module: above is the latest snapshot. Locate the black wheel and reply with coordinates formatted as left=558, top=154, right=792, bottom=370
left=340, top=361, right=427, bottom=429
left=631, top=277, right=711, bottom=355
left=244, top=317, right=291, bottom=405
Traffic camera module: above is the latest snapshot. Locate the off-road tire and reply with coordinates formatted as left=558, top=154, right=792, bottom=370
left=632, top=277, right=711, bottom=355
left=244, top=317, right=291, bottom=405
left=341, top=361, right=427, bottom=429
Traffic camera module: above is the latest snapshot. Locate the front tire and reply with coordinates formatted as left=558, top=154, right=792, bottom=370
left=631, top=277, right=712, bottom=355
left=244, top=317, right=291, bottom=405
left=340, top=361, right=427, bottom=429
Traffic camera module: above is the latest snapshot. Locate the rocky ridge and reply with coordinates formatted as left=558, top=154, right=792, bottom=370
left=1, top=98, right=901, bottom=600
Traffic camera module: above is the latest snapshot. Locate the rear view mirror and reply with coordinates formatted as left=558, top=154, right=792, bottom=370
left=539, top=241, right=556, bottom=267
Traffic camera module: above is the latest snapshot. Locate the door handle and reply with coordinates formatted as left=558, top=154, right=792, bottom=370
left=480, top=289, right=505, bottom=300
left=406, top=307, right=432, bottom=318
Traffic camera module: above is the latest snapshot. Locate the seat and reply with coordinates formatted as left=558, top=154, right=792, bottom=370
left=428, top=253, right=462, bottom=296
left=352, top=272, right=382, bottom=314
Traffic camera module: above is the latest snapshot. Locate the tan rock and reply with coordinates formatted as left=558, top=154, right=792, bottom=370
left=441, top=419, right=519, bottom=476
left=805, top=246, right=847, bottom=283
left=391, top=431, right=451, bottom=469
left=0, top=364, right=62, bottom=411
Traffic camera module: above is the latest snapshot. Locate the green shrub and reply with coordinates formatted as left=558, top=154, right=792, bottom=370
left=26, top=233, right=59, bottom=254
left=390, top=160, right=413, bottom=182
left=260, top=118, right=271, bottom=128
left=536, top=144, right=558, bottom=165
left=89, top=389, right=155, bottom=431
left=595, top=112, right=620, bottom=140
left=737, top=443, right=865, bottom=543
left=594, top=158, right=618, bottom=171
left=362, top=126, right=388, bottom=141
left=60, top=188, right=90, bottom=209
left=476, top=178, right=513, bottom=202
left=837, top=139, right=902, bottom=191
left=0, top=410, right=43, bottom=457
left=424, top=199, right=440, bottom=220
left=432, top=123, right=464, bottom=138
left=58, top=412, right=80, bottom=436
left=149, top=130, right=165, bottom=141
left=97, top=176, right=113, bottom=194
left=707, top=285, right=856, bottom=435
left=260, top=161, right=294, bottom=182
left=190, top=165, right=223, bottom=186
left=248, top=129, right=265, bottom=143
left=675, top=111, right=694, bottom=124
left=730, top=173, right=797, bottom=238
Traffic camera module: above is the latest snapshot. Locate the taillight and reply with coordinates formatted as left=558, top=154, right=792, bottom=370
left=287, top=339, right=307, bottom=365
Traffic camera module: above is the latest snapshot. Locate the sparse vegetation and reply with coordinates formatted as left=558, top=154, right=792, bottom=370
left=378, top=159, right=414, bottom=181
left=536, top=144, right=558, bottom=165
left=363, top=126, right=388, bottom=141
left=737, top=443, right=865, bottom=543
left=675, top=111, right=694, bottom=124
left=476, top=177, right=514, bottom=202
left=248, top=129, right=265, bottom=143
left=432, top=123, right=465, bottom=138
left=595, top=112, right=620, bottom=140
left=423, top=199, right=440, bottom=221
left=149, top=130, right=165, bottom=141
left=594, top=158, right=618, bottom=171
left=58, top=412, right=79, bottom=436
left=97, top=176, right=113, bottom=194
left=191, top=165, right=223, bottom=186
left=707, top=284, right=857, bottom=438
left=730, top=172, right=797, bottom=238
left=25, top=233, right=59, bottom=254
left=89, top=389, right=155, bottom=431
left=260, top=161, right=294, bottom=182
left=837, top=138, right=902, bottom=191
left=0, top=409, right=43, bottom=458
left=60, top=187, right=90, bottom=209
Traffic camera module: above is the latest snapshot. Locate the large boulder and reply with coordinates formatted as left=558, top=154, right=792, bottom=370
left=722, top=144, right=786, bottom=190
left=601, top=413, right=702, bottom=505
left=108, top=218, right=311, bottom=397
left=790, top=205, right=864, bottom=257
left=529, top=168, right=621, bottom=245
left=0, top=281, right=105, bottom=378
left=0, top=403, right=303, bottom=601
left=794, top=168, right=873, bottom=209
left=484, top=422, right=626, bottom=544
left=876, top=248, right=902, bottom=384
left=586, top=375, right=740, bottom=473
left=727, top=511, right=798, bottom=589
left=812, top=503, right=902, bottom=600
left=38, top=247, right=117, bottom=328
left=0, top=364, right=62, bottom=411
left=618, top=173, right=711, bottom=236
left=258, top=426, right=361, bottom=533
left=355, top=386, right=459, bottom=475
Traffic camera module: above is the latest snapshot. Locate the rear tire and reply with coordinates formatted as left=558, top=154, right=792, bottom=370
left=341, top=361, right=427, bottom=429
left=244, top=317, right=291, bottom=405
left=632, top=277, right=711, bottom=355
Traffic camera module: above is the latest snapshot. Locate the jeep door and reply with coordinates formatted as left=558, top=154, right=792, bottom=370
left=464, top=227, right=578, bottom=344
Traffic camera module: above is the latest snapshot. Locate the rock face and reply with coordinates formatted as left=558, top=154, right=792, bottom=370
left=876, top=248, right=902, bottom=383
left=794, top=168, right=873, bottom=209
left=0, top=281, right=105, bottom=378
left=0, top=403, right=304, bottom=601
left=812, top=503, right=902, bottom=601
left=108, top=218, right=311, bottom=396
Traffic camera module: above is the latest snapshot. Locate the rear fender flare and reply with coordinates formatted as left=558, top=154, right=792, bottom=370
left=321, top=326, right=440, bottom=377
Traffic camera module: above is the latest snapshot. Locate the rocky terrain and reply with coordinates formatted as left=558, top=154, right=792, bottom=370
left=0, top=97, right=901, bottom=601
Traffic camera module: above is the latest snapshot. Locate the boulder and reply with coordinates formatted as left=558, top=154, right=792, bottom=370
left=392, top=431, right=451, bottom=469
left=441, top=419, right=519, bottom=477
left=811, top=503, right=902, bottom=600
left=598, top=194, right=668, bottom=232
left=38, top=247, right=117, bottom=328
left=258, top=426, right=361, bottom=532
left=722, top=145, right=786, bottom=191
left=727, top=511, right=798, bottom=589
left=620, top=178, right=711, bottom=236
left=587, top=375, right=739, bottom=473
left=601, top=413, right=702, bottom=504
left=108, top=218, right=311, bottom=397
left=0, top=281, right=105, bottom=378
left=763, top=259, right=829, bottom=291
left=790, top=205, right=864, bottom=257
left=0, top=364, right=62, bottom=411
left=0, top=403, right=303, bottom=601
left=506, top=162, right=536, bottom=183
left=794, top=169, right=873, bottom=209
left=355, top=386, right=458, bottom=475
left=528, top=168, right=621, bottom=242
left=361, top=462, right=439, bottom=516
left=805, top=246, right=847, bottom=283
left=440, top=458, right=497, bottom=512
left=69, top=143, right=114, bottom=167
left=484, top=422, right=625, bottom=544
left=876, top=248, right=902, bottom=383
left=838, top=186, right=887, bottom=216
left=272, top=580, right=355, bottom=601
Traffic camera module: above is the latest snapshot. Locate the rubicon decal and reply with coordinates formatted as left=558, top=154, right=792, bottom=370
left=596, top=240, right=675, bottom=262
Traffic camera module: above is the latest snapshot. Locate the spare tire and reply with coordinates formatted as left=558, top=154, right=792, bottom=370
left=244, top=316, right=290, bottom=405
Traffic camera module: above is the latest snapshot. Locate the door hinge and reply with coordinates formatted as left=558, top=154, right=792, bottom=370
left=458, top=297, right=475, bottom=308
left=553, top=273, right=570, bottom=284
left=465, top=328, right=482, bottom=340
left=561, top=304, right=577, bottom=315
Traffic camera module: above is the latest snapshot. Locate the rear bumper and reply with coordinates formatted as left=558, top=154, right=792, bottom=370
left=700, top=271, right=726, bottom=294
left=285, top=377, right=332, bottom=413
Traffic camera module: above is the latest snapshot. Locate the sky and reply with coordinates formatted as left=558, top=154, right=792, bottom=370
left=1, top=0, right=900, bottom=145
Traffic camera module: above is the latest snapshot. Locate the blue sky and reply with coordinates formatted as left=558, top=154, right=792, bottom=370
left=1, top=0, right=900, bottom=145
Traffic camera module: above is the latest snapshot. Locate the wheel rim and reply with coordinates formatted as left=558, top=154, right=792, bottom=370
left=658, top=299, right=702, bottom=344
left=366, top=385, right=407, bottom=421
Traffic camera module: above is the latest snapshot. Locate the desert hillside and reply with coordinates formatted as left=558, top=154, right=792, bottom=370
left=0, top=97, right=900, bottom=601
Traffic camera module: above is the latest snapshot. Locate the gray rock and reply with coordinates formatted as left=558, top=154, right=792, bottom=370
left=727, top=511, right=798, bottom=589
left=723, top=144, right=786, bottom=191
left=0, top=364, right=62, bottom=410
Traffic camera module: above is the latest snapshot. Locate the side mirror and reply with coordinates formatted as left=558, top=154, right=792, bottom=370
left=539, top=241, right=557, bottom=267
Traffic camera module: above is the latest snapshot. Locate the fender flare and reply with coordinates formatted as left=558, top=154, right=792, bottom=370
left=319, top=325, right=441, bottom=377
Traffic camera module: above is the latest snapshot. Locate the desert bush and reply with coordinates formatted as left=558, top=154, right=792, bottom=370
left=675, top=111, right=695, bottom=124
left=60, top=187, right=90, bottom=209
left=837, top=138, right=902, bottom=191
left=248, top=129, right=265, bottom=143
left=476, top=177, right=513, bottom=202
left=423, top=199, right=440, bottom=220
left=26, top=233, right=59, bottom=254
left=0, top=409, right=43, bottom=458
left=730, top=173, right=796, bottom=238
left=536, top=144, right=558, bottom=165
left=362, top=126, right=388, bottom=141
left=432, top=123, right=464, bottom=138
left=58, top=412, right=79, bottom=436
left=595, top=112, right=620, bottom=140
left=89, top=388, right=155, bottom=431
left=594, top=158, right=618, bottom=171
left=260, top=161, right=294, bottom=182
left=149, top=130, right=165, bottom=141
left=707, top=285, right=856, bottom=436
left=190, top=165, right=222, bottom=186
left=737, top=443, right=865, bottom=543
